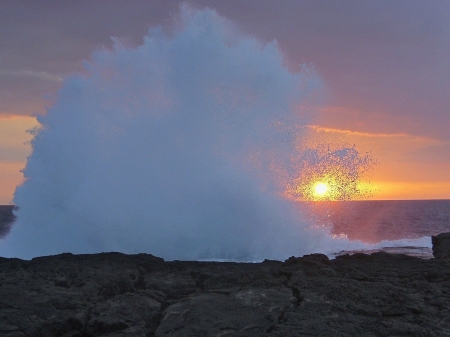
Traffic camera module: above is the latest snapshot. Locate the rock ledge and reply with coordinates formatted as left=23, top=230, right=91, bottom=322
left=1, top=237, right=450, bottom=336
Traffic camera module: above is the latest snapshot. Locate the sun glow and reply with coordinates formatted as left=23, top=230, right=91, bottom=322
left=286, top=143, right=377, bottom=201
left=313, top=182, right=328, bottom=197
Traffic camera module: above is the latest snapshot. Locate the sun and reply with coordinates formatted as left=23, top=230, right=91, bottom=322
left=285, top=143, right=377, bottom=201
left=313, top=182, right=328, bottom=198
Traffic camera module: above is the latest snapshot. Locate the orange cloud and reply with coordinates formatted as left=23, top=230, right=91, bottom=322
left=0, top=115, right=39, bottom=204
left=371, top=181, right=450, bottom=200
left=316, top=106, right=423, bottom=137
left=0, top=161, right=26, bottom=204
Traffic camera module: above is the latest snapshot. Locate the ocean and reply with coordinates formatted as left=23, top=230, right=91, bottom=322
left=302, top=199, right=450, bottom=258
left=1, top=200, right=449, bottom=259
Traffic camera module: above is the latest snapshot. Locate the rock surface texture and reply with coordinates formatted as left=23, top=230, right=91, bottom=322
left=1, top=250, right=450, bottom=336
left=432, top=232, right=450, bottom=259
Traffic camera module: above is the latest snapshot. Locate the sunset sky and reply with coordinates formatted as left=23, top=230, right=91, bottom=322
left=1, top=0, right=450, bottom=203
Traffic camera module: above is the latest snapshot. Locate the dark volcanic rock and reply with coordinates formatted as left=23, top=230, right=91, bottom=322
left=432, top=232, right=450, bottom=259
left=1, top=239, right=450, bottom=336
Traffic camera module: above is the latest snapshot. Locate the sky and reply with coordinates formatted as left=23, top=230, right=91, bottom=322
left=1, top=0, right=450, bottom=203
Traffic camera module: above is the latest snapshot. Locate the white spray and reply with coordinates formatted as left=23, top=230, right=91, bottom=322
left=2, top=8, right=428, bottom=261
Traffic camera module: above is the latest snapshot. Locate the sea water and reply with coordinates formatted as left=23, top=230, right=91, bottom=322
left=1, top=200, right=449, bottom=259
left=302, top=199, right=450, bottom=258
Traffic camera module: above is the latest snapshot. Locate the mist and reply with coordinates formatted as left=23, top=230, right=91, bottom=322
left=2, top=7, right=334, bottom=260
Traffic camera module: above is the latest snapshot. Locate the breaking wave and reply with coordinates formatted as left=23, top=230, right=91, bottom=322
left=0, top=7, right=430, bottom=261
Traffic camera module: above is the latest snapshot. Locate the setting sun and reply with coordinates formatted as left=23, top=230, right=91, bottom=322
left=313, top=182, right=328, bottom=197
left=286, top=144, right=377, bottom=201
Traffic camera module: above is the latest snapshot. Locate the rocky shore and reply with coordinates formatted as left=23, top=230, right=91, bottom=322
left=1, top=234, right=450, bottom=336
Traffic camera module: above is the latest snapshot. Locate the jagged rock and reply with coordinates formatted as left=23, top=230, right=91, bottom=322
left=1, top=239, right=450, bottom=336
left=432, top=232, right=450, bottom=259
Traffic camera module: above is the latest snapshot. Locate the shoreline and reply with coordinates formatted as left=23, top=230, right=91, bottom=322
left=1, top=234, right=449, bottom=336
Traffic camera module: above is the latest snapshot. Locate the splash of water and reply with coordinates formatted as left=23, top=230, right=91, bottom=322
left=287, top=143, right=377, bottom=201
left=3, top=8, right=328, bottom=260
left=1, top=8, right=428, bottom=261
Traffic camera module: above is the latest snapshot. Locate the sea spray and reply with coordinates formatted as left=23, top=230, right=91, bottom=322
left=4, top=8, right=325, bottom=260
left=1, top=7, right=429, bottom=261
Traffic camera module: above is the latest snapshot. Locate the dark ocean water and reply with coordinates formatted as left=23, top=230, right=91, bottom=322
left=307, top=200, right=450, bottom=242
left=1, top=200, right=449, bottom=258
left=302, top=199, right=450, bottom=258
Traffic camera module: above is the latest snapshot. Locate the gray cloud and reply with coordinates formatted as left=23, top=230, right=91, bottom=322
left=1, top=0, right=450, bottom=140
